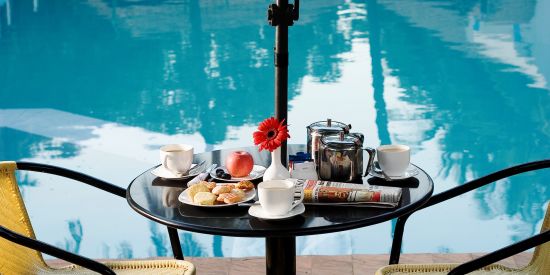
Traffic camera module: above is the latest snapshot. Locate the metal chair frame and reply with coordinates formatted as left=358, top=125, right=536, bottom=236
left=388, top=160, right=550, bottom=274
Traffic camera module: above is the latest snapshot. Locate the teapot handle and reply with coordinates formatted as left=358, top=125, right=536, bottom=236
left=363, top=147, right=376, bottom=177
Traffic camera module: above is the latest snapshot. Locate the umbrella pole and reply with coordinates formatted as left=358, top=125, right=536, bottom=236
left=269, top=0, right=299, bottom=167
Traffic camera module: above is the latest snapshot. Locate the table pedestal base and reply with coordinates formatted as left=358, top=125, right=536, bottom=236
left=266, top=236, right=296, bottom=275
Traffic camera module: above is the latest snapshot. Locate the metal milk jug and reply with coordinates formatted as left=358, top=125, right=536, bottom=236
left=318, top=132, right=375, bottom=182
left=306, top=119, right=350, bottom=166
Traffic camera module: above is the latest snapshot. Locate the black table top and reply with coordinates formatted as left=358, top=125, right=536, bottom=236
left=126, top=145, right=433, bottom=237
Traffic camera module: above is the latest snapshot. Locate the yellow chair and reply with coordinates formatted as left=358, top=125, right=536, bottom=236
left=0, top=161, right=196, bottom=275
left=376, top=160, right=550, bottom=275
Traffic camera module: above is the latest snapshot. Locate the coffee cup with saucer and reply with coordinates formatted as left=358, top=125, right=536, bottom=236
left=368, top=144, right=419, bottom=180
left=151, top=144, right=197, bottom=179
left=248, top=180, right=305, bottom=220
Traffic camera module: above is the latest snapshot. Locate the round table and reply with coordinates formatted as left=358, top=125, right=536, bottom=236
left=126, top=145, right=434, bottom=275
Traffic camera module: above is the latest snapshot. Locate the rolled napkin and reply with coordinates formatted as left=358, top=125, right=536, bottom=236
left=187, top=171, right=210, bottom=187
left=187, top=164, right=217, bottom=187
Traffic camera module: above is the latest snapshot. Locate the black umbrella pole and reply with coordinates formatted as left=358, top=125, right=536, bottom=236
left=274, top=0, right=289, bottom=167
left=270, top=0, right=299, bottom=167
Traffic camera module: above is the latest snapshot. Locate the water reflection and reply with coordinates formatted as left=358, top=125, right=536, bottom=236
left=55, top=219, right=83, bottom=254
left=149, top=222, right=169, bottom=257
left=374, top=0, right=550, bottom=241
left=0, top=0, right=549, bottom=258
left=117, top=241, right=133, bottom=259
left=181, top=232, right=207, bottom=257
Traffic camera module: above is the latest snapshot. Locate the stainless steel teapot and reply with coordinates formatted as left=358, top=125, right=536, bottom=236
left=306, top=119, right=350, bottom=166
left=318, top=132, right=375, bottom=182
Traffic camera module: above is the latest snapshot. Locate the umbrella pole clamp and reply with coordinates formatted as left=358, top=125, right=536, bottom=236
left=267, top=1, right=299, bottom=27
left=268, top=1, right=299, bottom=68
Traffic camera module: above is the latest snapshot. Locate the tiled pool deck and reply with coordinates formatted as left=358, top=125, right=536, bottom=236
left=47, top=252, right=533, bottom=274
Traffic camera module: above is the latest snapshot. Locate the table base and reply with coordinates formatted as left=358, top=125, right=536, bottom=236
left=266, top=236, right=296, bottom=275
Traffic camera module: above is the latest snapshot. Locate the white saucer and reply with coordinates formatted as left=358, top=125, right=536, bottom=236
left=248, top=203, right=305, bottom=220
left=369, top=164, right=419, bottom=180
left=151, top=164, right=199, bottom=180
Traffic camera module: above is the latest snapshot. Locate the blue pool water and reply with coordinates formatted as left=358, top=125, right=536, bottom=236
left=1, top=0, right=549, bottom=259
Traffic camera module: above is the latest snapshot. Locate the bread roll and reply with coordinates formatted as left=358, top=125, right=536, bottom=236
left=212, top=185, right=231, bottom=195
left=193, top=192, right=216, bottom=205
left=187, top=183, right=210, bottom=201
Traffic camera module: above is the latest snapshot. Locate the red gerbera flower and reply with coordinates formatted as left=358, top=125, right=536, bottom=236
left=253, top=117, right=290, bottom=152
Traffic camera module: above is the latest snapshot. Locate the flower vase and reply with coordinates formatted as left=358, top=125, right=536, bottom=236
left=262, top=147, right=290, bottom=181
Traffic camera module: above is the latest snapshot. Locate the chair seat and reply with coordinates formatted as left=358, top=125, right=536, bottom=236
left=376, top=263, right=525, bottom=275
left=36, top=260, right=195, bottom=275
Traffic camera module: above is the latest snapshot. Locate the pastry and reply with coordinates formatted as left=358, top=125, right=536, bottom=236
left=224, top=184, right=235, bottom=190
left=222, top=193, right=241, bottom=204
left=212, top=185, right=231, bottom=195
left=187, top=182, right=210, bottom=201
left=193, top=192, right=216, bottom=205
left=230, top=188, right=245, bottom=200
left=204, top=181, right=217, bottom=191
left=216, top=193, right=232, bottom=202
left=236, top=180, right=254, bottom=191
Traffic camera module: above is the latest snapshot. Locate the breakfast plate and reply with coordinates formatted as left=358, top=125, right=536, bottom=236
left=178, top=184, right=256, bottom=207
left=209, top=165, right=266, bottom=182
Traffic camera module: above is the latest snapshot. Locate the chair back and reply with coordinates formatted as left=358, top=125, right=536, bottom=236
left=0, top=161, right=49, bottom=274
left=525, top=202, right=550, bottom=273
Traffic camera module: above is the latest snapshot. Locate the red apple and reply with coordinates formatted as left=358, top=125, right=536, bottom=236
left=225, top=151, right=254, bottom=177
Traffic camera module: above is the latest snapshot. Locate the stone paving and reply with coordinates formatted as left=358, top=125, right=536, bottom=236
left=186, top=253, right=533, bottom=274
left=47, top=252, right=533, bottom=274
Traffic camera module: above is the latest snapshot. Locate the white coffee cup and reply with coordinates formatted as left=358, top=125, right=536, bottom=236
left=377, top=144, right=410, bottom=177
left=258, top=180, right=304, bottom=216
left=160, top=144, right=194, bottom=175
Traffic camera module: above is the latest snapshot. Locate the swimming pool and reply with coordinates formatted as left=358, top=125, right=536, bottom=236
left=1, top=0, right=549, bottom=259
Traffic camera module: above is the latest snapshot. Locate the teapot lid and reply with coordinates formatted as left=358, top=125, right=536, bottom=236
left=308, top=118, right=351, bottom=133
left=321, top=132, right=362, bottom=149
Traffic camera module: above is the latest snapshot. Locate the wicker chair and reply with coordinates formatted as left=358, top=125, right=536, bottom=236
left=0, top=161, right=195, bottom=275
left=376, top=160, right=550, bottom=275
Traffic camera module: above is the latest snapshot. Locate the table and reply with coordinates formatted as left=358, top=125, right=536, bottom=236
left=126, top=145, right=434, bottom=275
